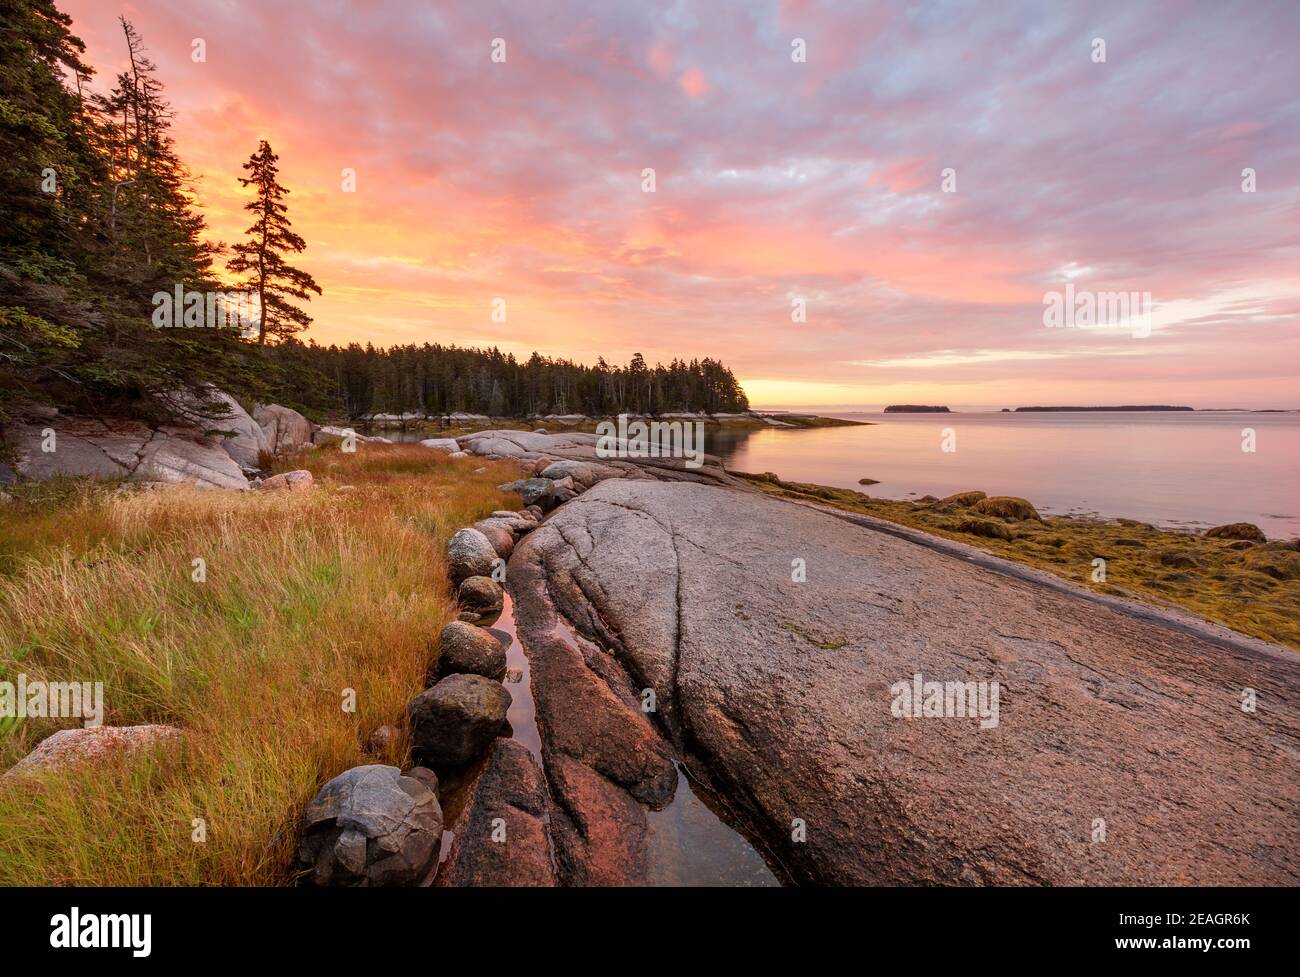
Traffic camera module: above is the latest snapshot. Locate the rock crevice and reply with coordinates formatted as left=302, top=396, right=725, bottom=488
left=507, top=478, right=1300, bottom=885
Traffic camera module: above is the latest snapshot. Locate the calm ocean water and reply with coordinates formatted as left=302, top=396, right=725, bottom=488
left=710, top=411, right=1300, bottom=540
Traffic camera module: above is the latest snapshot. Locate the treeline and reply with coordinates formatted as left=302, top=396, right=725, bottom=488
left=0, top=1, right=747, bottom=428
left=266, top=341, right=749, bottom=419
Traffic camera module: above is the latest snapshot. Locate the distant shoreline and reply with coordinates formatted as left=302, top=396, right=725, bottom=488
left=756, top=407, right=1297, bottom=415
left=1011, top=405, right=1192, bottom=412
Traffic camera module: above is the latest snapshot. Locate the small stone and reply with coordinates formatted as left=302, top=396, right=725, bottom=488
left=365, top=724, right=400, bottom=753
left=258, top=469, right=314, bottom=492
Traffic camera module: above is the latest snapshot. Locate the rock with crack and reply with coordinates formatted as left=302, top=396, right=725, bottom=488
left=12, top=418, right=249, bottom=490
left=296, top=764, right=443, bottom=886
left=172, top=387, right=271, bottom=469
left=434, top=740, right=557, bottom=886
left=508, top=478, right=1300, bottom=885
left=507, top=510, right=679, bottom=885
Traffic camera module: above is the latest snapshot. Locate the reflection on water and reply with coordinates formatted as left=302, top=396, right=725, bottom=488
left=710, top=411, right=1300, bottom=539
left=645, top=764, right=780, bottom=887
left=494, top=591, right=781, bottom=885
left=487, top=596, right=541, bottom=763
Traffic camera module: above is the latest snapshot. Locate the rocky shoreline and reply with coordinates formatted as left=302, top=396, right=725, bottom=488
left=4, top=417, right=1297, bottom=886
left=298, top=427, right=1300, bottom=886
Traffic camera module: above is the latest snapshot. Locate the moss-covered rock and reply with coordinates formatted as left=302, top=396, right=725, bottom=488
left=973, top=496, right=1041, bottom=521
left=939, top=490, right=987, bottom=507
left=955, top=518, right=1014, bottom=540
left=1205, top=522, right=1266, bottom=543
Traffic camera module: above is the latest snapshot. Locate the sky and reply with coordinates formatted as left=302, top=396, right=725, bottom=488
left=60, top=0, right=1300, bottom=409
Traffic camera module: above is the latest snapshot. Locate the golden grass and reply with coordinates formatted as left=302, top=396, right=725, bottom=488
left=0, top=444, right=515, bottom=885
left=737, top=472, right=1300, bottom=652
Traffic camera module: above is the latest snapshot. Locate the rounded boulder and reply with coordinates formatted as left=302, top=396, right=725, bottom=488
left=447, top=528, right=498, bottom=584
left=435, top=621, right=507, bottom=681
left=296, top=764, right=443, bottom=887
left=408, top=674, right=510, bottom=768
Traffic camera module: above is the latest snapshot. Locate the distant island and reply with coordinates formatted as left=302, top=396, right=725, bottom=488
left=884, top=405, right=951, bottom=413
left=1012, top=405, right=1194, bottom=412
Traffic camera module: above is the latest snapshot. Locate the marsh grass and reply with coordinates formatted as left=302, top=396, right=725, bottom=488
left=0, top=444, right=514, bottom=885
left=739, top=472, right=1300, bottom=651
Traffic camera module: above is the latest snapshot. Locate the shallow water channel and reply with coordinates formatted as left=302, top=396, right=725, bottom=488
left=489, top=592, right=780, bottom=886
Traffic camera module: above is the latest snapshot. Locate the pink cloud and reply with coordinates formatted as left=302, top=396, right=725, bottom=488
left=54, top=0, right=1300, bottom=408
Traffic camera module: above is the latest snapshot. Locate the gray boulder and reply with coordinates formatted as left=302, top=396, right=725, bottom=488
left=296, top=764, right=443, bottom=886
left=498, top=477, right=556, bottom=510
left=254, top=404, right=315, bottom=454
left=447, top=528, right=497, bottom=584
left=408, top=674, right=510, bottom=768
left=420, top=438, right=460, bottom=453
left=435, top=621, right=507, bottom=681
left=174, top=387, right=271, bottom=469
left=13, top=418, right=249, bottom=490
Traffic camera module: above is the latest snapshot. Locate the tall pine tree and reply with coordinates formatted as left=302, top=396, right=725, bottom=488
left=227, top=141, right=320, bottom=345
